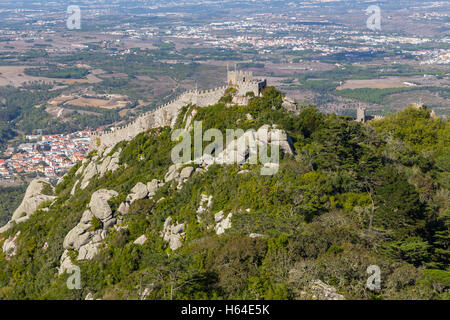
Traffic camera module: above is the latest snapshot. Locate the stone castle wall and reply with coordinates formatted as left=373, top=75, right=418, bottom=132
left=90, top=86, right=227, bottom=149
left=237, top=79, right=267, bottom=97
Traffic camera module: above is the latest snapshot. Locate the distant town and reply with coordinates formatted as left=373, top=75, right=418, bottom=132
left=0, top=130, right=99, bottom=182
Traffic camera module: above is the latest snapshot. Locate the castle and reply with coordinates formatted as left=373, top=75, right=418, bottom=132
left=355, top=106, right=384, bottom=123
left=227, top=67, right=267, bottom=97
left=91, top=69, right=267, bottom=150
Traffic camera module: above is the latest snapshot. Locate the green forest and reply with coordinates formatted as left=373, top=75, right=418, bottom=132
left=0, top=185, right=26, bottom=226
left=0, top=87, right=448, bottom=300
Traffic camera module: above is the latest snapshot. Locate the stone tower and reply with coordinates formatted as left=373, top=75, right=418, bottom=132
left=356, top=107, right=366, bottom=123
left=227, top=66, right=266, bottom=97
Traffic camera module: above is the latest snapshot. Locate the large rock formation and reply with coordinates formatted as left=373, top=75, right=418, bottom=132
left=214, top=211, right=233, bottom=235
left=77, top=149, right=121, bottom=190
left=59, top=188, right=119, bottom=274
left=2, top=231, right=20, bottom=258
left=133, top=234, right=148, bottom=245
left=89, top=189, right=118, bottom=221
left=0, top=179, right=55, bottom=233
left=127, top=182, right=149, bottom=203
left=196, top=194, right=213, bottom=223
left=58, top=249, right=76, bottom=275
left=161, top=217, right=185, bottom=251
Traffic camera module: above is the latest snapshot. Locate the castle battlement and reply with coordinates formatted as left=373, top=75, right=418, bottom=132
left=227, top=68, right=266, bottom=97
left=90, top=85, right=227, bottom=150
left=90, top=69, right=263, bottom=150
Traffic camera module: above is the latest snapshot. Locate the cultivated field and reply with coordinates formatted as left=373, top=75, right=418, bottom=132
left=0, top=66, right=102, bottom=87
left=336, top=77, right=417, bottom=90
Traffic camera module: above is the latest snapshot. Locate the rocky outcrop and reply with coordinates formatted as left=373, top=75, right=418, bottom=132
left=70, top=180, right=80, bottom=196
left=249, top=233, right=264, bottom=238
left=60, top=188, right=119, bottom=274
left=79, top=150, right=121, bottom=190
left=127, top=182, right=149, bottom=203
left=214, top=211, right=232, bottom=235
left=134, top=234, right=147, bottom=245
left=189, top=125, right=294, bottom=173
left=80, top=160, right=98, bottom=190
left=117, top=179, right=164, bottom=217
left=2, top=231, right=20, bottom=258
left=58, top=249, right=75, bottom=275
left=302, top=280, right=345, bottom=300
left=197, top=194, right=213, bottom=215
left=282, top=96, right=297, bottom=112
left=161, top=217, right=185, bottom=251
left=180, top=166, right=195, bottom=180
left=0, top=179, right=55, bottom=233
left=196, top=194, right=213, bottom=223
left=77, top=242, right=101, bottom=261
left=147, top=179, right=164, bottom=197
left=89, top=189, right=118, bottom=221
left=118, top=202, right=130, bottom=215
left=164, top=163, right=185, bottom=183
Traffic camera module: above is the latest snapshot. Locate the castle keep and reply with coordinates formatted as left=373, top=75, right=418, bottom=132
left=227, top=68, right=267, bottom=97
left=91, top=69, right=267, bottom=150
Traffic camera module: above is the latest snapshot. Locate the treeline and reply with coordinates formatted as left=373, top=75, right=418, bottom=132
left=24, top=66, right=89, bottom=79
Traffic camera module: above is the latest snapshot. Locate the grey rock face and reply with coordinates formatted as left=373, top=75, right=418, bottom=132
left=147, top=179, right=163, bottom=197
left=75, top=165, right=84, bottom=177
left=269, top=128, right=294, bottom=155
left=0, top=179, right=55, bottom=233
left=79, top=149, right=121, bottom=190
left=164, top=163, right=184, bottom=182
left=197, top=194, right=213, bottom=213
left=134, top=235, right=147, bottom=245
left=249, top=233, right=264, bottom=238
left=305, top=280, right=345, bottom=300
left=80, top=161, right=98, bottom=190
left=162, top=217, right=185, bottom=251
left=2, top=231, right=20, bottom=258
left=180, top=166, right=194, bottom=179
left=63, top=224, right=93, bottom=250
left=80, top=210, right=94, bottom=225
left=196, top=194, right=213, bottom=223
left=11, top=179, right=55, bottom=221
left=98, top=156, right=111, bottom=177
left=71, top=180, right=80, bottom=196
left=77, top=242, right=101, bottom=261
left=103, top=218, right=117, bottom=230
left=214, top=211, right=233, bottom=235
left=118, top=202, right=130, bottom=215
left=282, top=96, right=297, bottom=112
left=89, top=189, right=118, bottom=221
left=58, top=249, right=75, bottom=275
left=127, top=182, right=148, bottom=203
left=59, top=189, right=119, bottom=271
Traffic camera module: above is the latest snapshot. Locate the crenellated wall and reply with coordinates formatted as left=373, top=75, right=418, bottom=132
left=90, top=86, right=227, bottom=150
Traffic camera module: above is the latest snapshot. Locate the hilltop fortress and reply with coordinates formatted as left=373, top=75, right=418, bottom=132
left=91, top=69, right=267, bottom=150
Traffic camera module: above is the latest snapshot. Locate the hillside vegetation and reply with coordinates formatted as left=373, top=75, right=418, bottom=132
left=0, top=88, right=448, bottom=300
